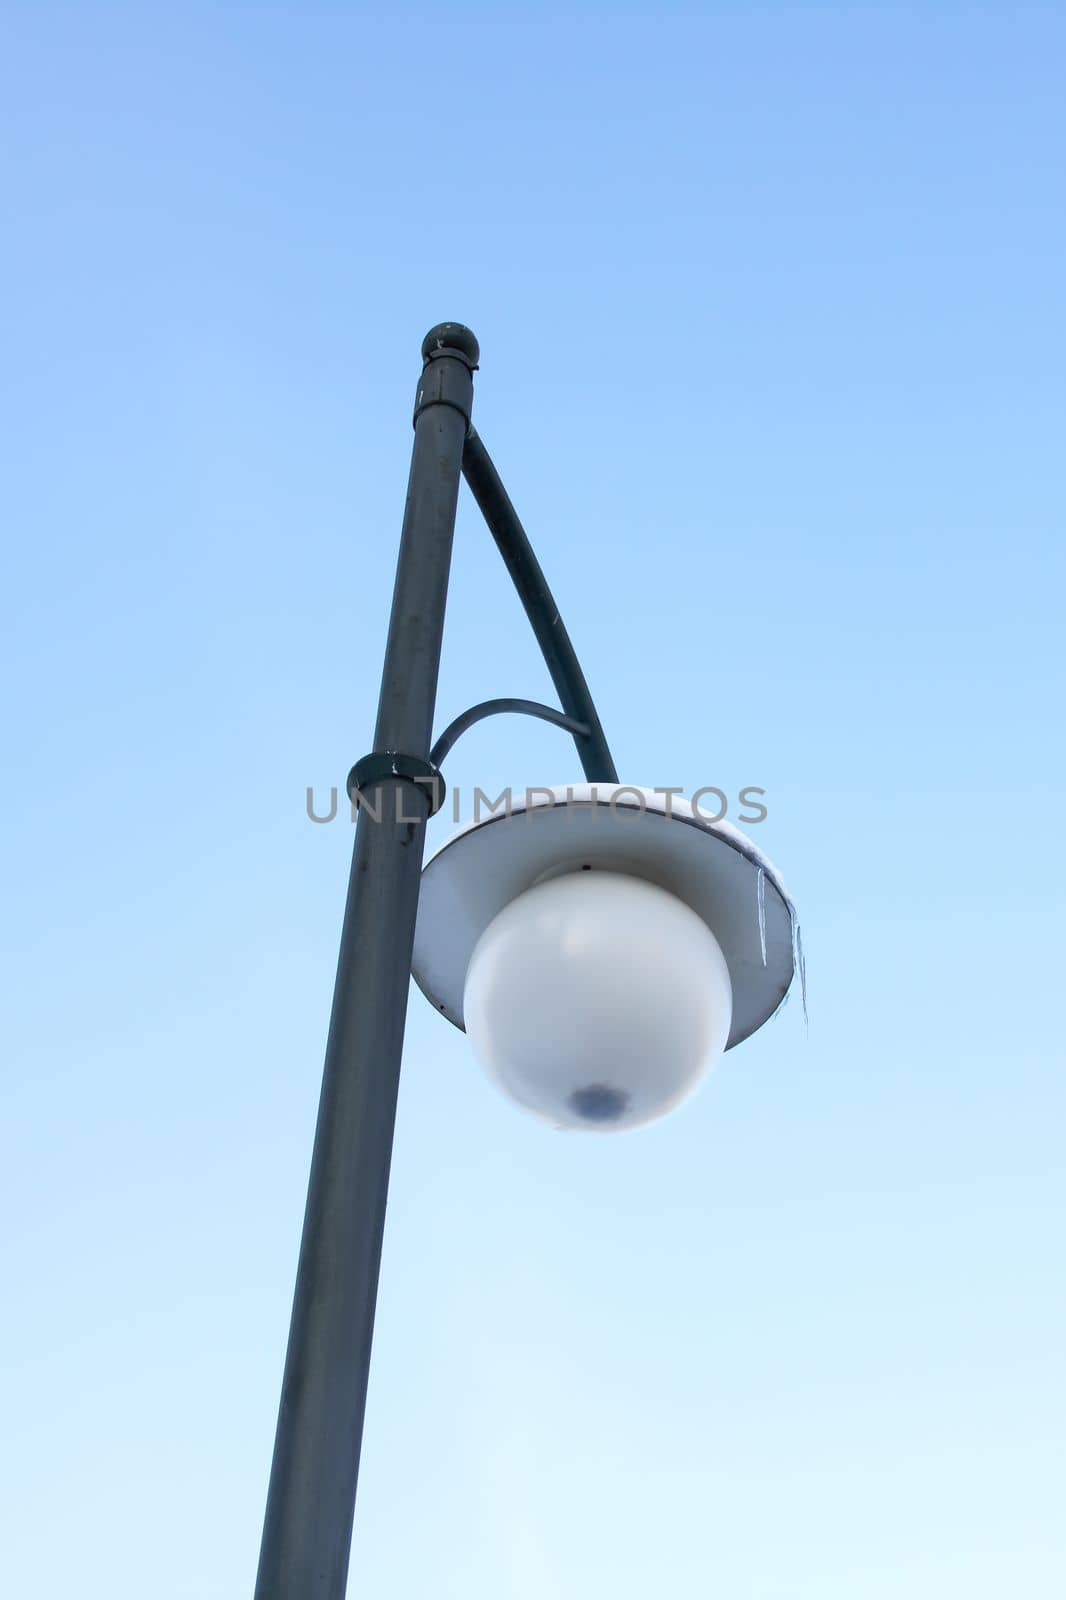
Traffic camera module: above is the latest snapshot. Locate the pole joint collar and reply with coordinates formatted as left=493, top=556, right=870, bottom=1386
left=409, top=342, right=473, bottom=432
left=346, top=751, right=445, bottom=815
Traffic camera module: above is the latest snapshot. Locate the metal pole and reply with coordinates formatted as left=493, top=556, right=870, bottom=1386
left=254, top=324, right=478, bottom=1600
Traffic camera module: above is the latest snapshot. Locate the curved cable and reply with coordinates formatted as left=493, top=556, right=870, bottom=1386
left=430, top=698, right=590, bottom=770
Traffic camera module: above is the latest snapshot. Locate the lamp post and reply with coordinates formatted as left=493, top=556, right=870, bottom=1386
left=254, top=326, right=797, bottom=1599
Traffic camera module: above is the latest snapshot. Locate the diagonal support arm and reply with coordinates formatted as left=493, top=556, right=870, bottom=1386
left=461, top=426, right=619, bottom=785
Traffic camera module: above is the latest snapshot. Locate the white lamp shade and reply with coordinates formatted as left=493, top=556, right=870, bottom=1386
left=462, top=869, right=733, bottom=1131
left=413, top=785, right=795, bottom=1052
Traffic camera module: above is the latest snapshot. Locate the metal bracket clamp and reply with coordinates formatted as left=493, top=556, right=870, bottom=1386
left=346, top=750, right=445, bottom=816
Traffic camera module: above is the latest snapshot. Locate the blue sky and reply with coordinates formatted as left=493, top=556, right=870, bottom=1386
left=2, top=5, right=1064, bottom=1596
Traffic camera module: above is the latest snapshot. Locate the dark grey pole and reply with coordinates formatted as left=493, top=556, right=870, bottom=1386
left=254, top=325, right=478, bottom=1600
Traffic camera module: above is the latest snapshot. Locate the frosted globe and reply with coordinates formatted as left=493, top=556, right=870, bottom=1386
left=462, top=870, right=733, bottom=1131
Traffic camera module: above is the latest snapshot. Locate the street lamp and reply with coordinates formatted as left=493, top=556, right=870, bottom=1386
left=254, top=326, right=798, bottom=1600
left=413, top=785, right=794, bottom=1131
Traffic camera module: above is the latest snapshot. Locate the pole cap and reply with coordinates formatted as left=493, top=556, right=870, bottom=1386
left=421, top=323, right=480, bottom=368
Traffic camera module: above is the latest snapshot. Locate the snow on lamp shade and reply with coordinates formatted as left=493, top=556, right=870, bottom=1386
left=462, top=870, right=733, bottom=1132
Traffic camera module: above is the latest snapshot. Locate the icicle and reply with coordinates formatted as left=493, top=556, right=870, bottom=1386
left=790, top=912, right=808, bottom=1027
left=756, top=866, right=767, bottom=967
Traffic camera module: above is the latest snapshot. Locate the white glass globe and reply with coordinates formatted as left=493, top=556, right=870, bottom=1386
left=462, top=869, right=733, bottom=1132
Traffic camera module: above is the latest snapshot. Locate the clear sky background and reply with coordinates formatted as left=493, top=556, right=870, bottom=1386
left=2, top=5, right=1064, bottom=1596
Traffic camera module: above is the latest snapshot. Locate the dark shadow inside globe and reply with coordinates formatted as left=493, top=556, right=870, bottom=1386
left=568, top=1084, right=630, bottom=1122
